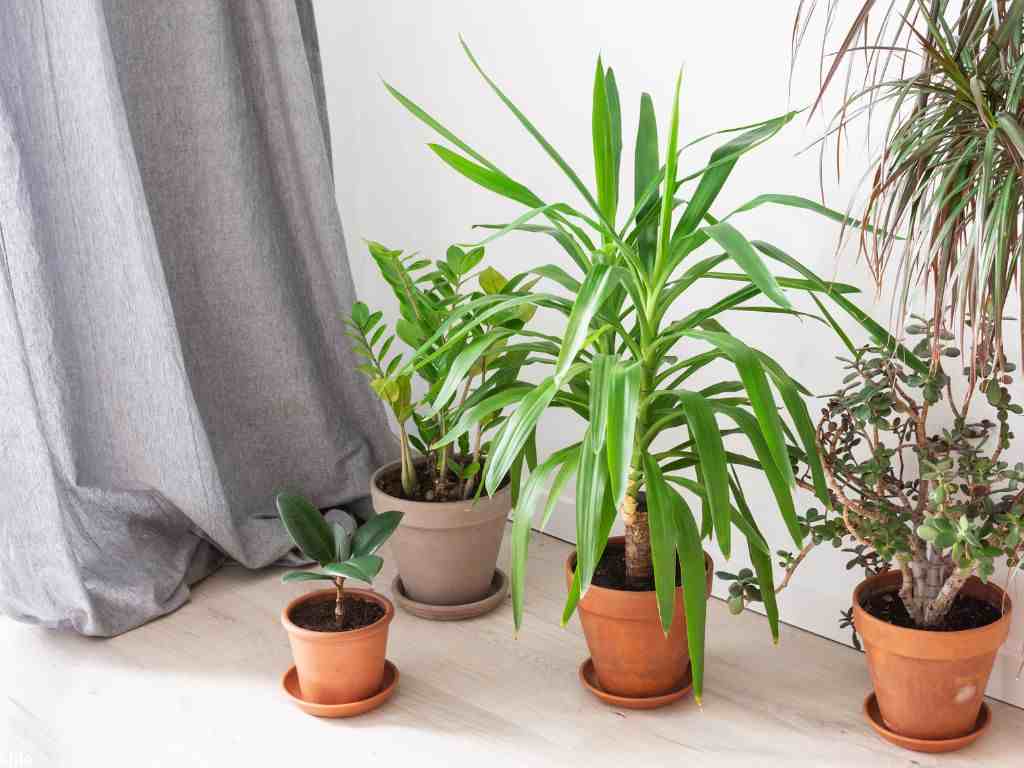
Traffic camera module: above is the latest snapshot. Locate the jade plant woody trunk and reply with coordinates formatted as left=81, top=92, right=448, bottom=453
left=384, top=40, right=893, bottom=701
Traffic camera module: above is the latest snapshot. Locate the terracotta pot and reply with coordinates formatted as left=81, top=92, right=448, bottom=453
left=281, top=588, right=393, bottom=705
left=565, top=536, right=713, bottom=698
left=853, top=570, right=1012, bottom=741
left=371, top=459, right=510, bottom=606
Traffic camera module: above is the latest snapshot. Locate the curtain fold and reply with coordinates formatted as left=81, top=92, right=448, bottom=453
left=0, top=0, right=395, bottom=636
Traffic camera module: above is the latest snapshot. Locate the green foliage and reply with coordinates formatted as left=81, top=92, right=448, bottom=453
left=346, top=240, right=532, bottom=501
left=384, top=42, right=907, bottom=701
left=815, top=319, right=1024, bottom=616
left=797, top=0, right=1024, bottom=375
left=276, top=493, right=403, bottom=585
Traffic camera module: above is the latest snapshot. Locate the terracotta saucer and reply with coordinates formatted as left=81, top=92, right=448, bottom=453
left=391, top=568, right=507, bottom=621
left=863, top=692, right=991, bottom=753
left=578, top=658, right=693, bottom=710
left=282, top=660, right=398, bottom=718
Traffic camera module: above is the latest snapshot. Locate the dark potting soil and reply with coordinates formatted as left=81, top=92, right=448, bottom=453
left=591, top=546, right=684, bottom=592
left=861, top=589, right=1002, bottom=632
left=290, top=595, right=384, bottom=632
left=376, top=458, right=505, bottom=503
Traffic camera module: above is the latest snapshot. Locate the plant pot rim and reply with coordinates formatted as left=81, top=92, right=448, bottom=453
left=852, top=570, right=1012, bottom=659
left=370, top=459, right=512, bottom=522
left=281, top=587, right=394, bottom=642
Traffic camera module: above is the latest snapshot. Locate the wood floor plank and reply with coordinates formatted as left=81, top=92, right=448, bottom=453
left=2, top=526, right=1022, bottom=767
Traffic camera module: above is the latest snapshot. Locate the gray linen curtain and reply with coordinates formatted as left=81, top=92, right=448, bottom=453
left=0, top=0, right=396, bottom=635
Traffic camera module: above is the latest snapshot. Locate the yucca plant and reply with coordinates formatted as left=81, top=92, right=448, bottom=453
left=795, top=0, right=1024, bottom=380
left=383, top=40, right=902, bottom=702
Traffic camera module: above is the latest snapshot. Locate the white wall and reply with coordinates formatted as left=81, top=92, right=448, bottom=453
left=315, top=0, right=1024, bottom=706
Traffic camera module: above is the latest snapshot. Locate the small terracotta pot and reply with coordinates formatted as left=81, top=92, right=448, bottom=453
left=281, top=588, right=393, bottom=705
left=853, top=570, right=1012, bottom=741
left=371, top=459, right=510, bottom=606
left=566, top=536, right=713, bottom=699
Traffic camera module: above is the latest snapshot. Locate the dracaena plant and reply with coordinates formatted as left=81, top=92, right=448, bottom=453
left=794, top=0, right=1024, bottom=379
left=383, top=40, right=895, bottom=702
left=276, top=493, right=402, bottom=622
left=346, top=241, right=533, bottom=501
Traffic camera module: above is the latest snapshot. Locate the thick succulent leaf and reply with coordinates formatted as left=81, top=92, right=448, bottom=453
left=352, top=510, right=404, bottom=558
left=276, top=493, right=335, bottom=566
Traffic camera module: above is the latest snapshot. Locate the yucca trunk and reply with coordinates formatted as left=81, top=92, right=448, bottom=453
left=622, top=492, right=652, bottom=587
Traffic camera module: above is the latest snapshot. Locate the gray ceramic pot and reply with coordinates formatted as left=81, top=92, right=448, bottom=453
left=370, top=460, right=510, bottom=606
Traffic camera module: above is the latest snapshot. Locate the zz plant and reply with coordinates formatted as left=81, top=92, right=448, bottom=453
left=346, top=241, right=532, bottom=501
left=383, top=40, right=897, bottom=701
left=276, top=493, right=402, bottom=622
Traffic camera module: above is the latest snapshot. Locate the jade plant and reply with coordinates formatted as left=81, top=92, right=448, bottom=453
left=345, top=241, right=533, bottom=502
left=382, top=41, right=898, bottom=701
left=276, top=493, right=402, bottom=622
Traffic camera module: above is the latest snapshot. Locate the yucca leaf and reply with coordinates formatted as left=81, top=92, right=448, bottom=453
left=511, top=444, right=580, bottom=629
left=730, top=474, right=780, bottom=643
left=606, top=361, right=642, bottom=508
left=670, top=390, right=732, bottom=558
left=703, top=222, right=791, bottom=310
left=643, top=454, right=680, bottom=634
left=428, top=144, right=542, bottom=208
left=669, top=482, right=708, bottom=704
left=575, top=424, right=610, bottom=596
left=483, top=377, right=557, bottom=495
left=681, top=330, right=795, bottom=494
left=555, top=265, right=622, bottom=381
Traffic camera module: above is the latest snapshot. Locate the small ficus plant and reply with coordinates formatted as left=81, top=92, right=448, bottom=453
left=277, top=493, right=402, bottom=622
left=345, top=241, right=533, bottom=502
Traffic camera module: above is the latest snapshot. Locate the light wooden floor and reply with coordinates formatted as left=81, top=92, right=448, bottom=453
left=3, top=527, right=1023, bottom=767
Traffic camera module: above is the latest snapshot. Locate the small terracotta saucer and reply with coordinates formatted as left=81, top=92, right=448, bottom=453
left=578, top=658, right=693, bottom=710
left=391, top=569, right=508, bottom=621
left=282, top=661, right=398, bottom=718
left=863, top=692, right=991, bottom=753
